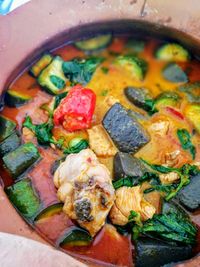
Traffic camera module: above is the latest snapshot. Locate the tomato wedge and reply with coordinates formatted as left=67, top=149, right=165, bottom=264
left=54, top=85, right=96, bottom=132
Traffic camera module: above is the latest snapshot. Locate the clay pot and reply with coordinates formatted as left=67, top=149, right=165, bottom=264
left=0, top=0, right=200, bottom=266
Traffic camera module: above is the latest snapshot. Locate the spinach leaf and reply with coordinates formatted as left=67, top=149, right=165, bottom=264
left=23, top=116, right=63, bottom=148
left=141, top=159, right=200, bottom=200
left=54, top=91, right=68, bottom=109
left=63, top=137, right=89, bottom=155
left=101, top=66, right=109, bottom=74
left=141, top=159, right=178, bottom=173
left=144, top=99, right=158, bottom=115
left=177, top=129, right=196, bottom=159
left=62, top=57, right=103, bottom=85
left=139, top=213, right=197, bottom=245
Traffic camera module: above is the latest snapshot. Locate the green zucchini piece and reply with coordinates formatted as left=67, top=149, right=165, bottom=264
left=38, top=56, right=67, bottom=95
left=135, top=237, right=193, bottom=267
left=184, top=104, right=200, bottom=133
left=115, top=55, right=147, bottom=81
left=2, top=142, right=40, bottom=178
left=154, top=91, right=180, bottom=110
left=75, top=34, right=112, bottom=52
left=156, top=43, right=190, bottom=62
left=126, top=39, right=145, bottom=53
left=35, top=203, right=63, bottom=221
left=5, top=178, right=40, bottom=219
left=179, top=81, right=200, bottom=103
left=162, top=63, right=188, bottom=83
left=0, top=115, right=16, bottom=142
left=59, top=226, right=92, bottom=247
left=5, top=89, right=32, bottom=107
left=30, top=53, right=53, bottom=77
left=0, top=131, right=21, bottom=156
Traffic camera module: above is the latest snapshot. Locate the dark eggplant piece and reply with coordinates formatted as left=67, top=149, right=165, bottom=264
left=0, top=131, right=21, bottom=157
left=102, top=103, right=150, bottom=153
left=176, top=173, right=200, bottom=210
left=162, top=200, right=189, bottom=218
left=135, top=237, right=193, bottom=267
left=124, top=87, right=150, bottom=109
left=162, top=63, right=188, bottom=83
left=114, top=152, right=148, bottom=180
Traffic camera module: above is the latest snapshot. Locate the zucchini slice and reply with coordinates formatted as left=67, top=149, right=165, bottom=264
left=75, top=34, right=112, bottom=52
left=35, top=203, right=63, bottom=221
left=38, top=56, right=67, bottom=95
left=162, top=63, right=188, bottom=83
left=156, top=43, right=190, bottom=62
left=0, top=131, right=21, bottom=157
left=0, top=115, right=16, bottom=142
left=59, top=226, right=92, bottom=247
left=5, top=178, right=41, bottom=219
left=184, top=104, right=200, bottom=133
left=5, top=89, right=32, bottom=107
left=154, top=91, right=180, bottom=110
left=2, top=142, right=40, bottom=178
left=115, top=55, right=147, bottom=81
left=30, top=53, right=53, bottom=77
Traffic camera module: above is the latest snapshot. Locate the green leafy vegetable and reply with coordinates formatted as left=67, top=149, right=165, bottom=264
left=23, top=116, right=63, bottom=148
left=63, top=137, right=89, bottom=154
left=101, top=67, right=109, bottom=74
left=128, top=210, right=143, bottom=240
left=141, top=159, right=199, bottom=200
left=101, top=89, right=109, bottom=96
left=137, top=212, right=197, bottom=245
left=53, top=92, right=68, bottom=109
left=177, top=129, right=196, bottom=159
left=62, top=57, right=103, bottom=85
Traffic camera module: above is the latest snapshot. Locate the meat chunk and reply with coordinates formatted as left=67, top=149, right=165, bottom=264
left=102, top=103, right=150, bottom=153
left=87, top=124, right=117, bottom=156
left=54, top=149, right=115, bottom=236
left=149, top=120, right=170, bottom=135
left=109, top=186, right=156, bottom=226
left=159, top=172, right=180, bottom=185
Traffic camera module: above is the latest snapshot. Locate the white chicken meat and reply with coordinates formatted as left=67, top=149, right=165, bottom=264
left=54, top=149, right=115, bottom=237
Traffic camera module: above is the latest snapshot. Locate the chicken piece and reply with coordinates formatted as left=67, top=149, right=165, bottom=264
left=54, top=149, right=115, bottom=236
left=164, top=150, right=180, bottom=167
left=159, top=172, right=180, bottom=185
left=109, top=186, right=156, bottom=226
left=87, top=124, right=118, bottom=156
left=149, top=120, right=170, bottom=135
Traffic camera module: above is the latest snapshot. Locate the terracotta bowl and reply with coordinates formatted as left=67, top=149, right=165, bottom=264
left=0, top=0, right=200, bottom=266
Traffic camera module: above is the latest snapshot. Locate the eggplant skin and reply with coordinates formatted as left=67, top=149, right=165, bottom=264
left=135, top=237, right=193, bottom=267
left=176, top=173, right=200, bottom=210
left=102, top=103, right=150, bottom=153
left=114, top=152, right=148, bottom=180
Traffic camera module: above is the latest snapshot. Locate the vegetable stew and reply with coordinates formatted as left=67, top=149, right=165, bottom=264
left=1, top=34, right=200, bottom=267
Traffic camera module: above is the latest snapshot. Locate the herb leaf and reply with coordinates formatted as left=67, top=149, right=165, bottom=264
left=63, top=137, right=89, bottom=154
left=177, top=129, right=196, bottom=159
left=139, top=213, right=197, bottom=245
left=62, top=57, right=103, bottom=85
